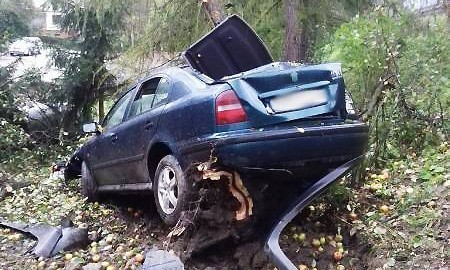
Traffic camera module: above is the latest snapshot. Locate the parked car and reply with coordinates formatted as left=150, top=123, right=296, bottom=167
left=9, top=38, right=41, bottom=56
left=65, top=15, right=368, bottom=226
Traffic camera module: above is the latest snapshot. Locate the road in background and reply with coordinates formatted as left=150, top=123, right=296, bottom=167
left=0, top=48, right=62, bottom=82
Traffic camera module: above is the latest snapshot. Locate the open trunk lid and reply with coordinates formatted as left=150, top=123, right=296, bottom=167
left=183, top=15, right=273, bottom=80
left=226, top=62, right=347, bottom=127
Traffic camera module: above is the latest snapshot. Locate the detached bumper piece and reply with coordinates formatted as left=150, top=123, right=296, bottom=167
left=265, top=156, right=364, bottom=270
left=0, top=218, right=88, bottom=258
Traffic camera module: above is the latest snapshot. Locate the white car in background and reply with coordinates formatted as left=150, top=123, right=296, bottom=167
left=9, top=37, right=42, bottom=56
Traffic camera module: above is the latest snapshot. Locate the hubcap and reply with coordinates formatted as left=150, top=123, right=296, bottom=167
left=157, top=166, right=178, bottom=214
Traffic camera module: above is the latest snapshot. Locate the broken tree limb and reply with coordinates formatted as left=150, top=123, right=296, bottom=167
left=363, top=74, right=397, bottom=120
left=197, top=163, right=253, bottom=221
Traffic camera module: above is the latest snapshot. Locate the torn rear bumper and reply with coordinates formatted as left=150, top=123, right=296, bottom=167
left=264, top=155, right=364, bottom=270
left=179, top=122, right=368, bottom=174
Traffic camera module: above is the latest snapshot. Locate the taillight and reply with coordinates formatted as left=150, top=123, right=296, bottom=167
left=215, top=89, right=247, bottom=125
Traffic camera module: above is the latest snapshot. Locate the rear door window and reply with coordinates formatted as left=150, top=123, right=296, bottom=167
left=152, top=77, right=170, bottom=108
left=128, top=77, right=170, bottom=118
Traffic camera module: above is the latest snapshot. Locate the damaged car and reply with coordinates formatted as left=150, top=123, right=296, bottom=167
left=65, top=15, right=368, bottom=228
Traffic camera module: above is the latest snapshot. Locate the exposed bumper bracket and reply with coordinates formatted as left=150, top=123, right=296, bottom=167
left=265, top=155, right=364, bottom=270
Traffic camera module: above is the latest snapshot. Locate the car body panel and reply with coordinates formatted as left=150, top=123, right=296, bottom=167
left=224, top=62, right=347, bottom=128
left=88, top=89, right=136, bottom=185
left=177, top=121, right=368, bottom=174
left=9, top=39, right=40, bottom=56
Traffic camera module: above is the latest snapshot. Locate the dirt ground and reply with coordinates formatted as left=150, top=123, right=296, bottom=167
left=0, top=174, right=370, bottom=270
left=1, top=147, right=448, bottom=270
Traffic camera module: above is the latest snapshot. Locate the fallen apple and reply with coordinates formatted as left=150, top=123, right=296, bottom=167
left=298, top=233, right=306, bottom=242
left=37, top=261, right=46, bottom=269
left=333, top=251, right=343, bottom=261
left=311, top=239, right=321, bottom=248
left=134, top=253, right=144, bottom=263
left=92, top=254, right=100, bottom=262
left=379, top=205, right=389, bottom=214
left=320, top=237, right=326, bottom=245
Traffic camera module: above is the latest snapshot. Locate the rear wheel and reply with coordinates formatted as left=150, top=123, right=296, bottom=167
left=81, top=161, right=98, bottom=202
left=154, top=155, right=190, bottom=226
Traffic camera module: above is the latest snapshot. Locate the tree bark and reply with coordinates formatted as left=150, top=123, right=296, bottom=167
left=201, top=0, right=225, bottom=26
left=446, top=0, right=450, bottom=29
left=282, top=0, right=302, bottom=62
left=98, top=89, right=104, bottom=121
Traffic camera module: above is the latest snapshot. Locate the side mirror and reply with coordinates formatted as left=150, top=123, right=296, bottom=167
left=82, top=122, right=99, bottom=134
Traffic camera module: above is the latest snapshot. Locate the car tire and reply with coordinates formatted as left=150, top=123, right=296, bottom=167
left=153, top=155, right=191, bottom=226
left=80, top=161, right=98, bottom=202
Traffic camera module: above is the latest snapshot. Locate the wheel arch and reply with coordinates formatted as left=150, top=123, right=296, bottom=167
left=147, top=142, right=173, bottom=182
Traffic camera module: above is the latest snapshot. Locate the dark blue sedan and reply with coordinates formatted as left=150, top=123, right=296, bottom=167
left=67, top=15, right=368, bottom=226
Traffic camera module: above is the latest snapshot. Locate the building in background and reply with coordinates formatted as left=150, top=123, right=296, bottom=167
left=45, top=10, right=62, bottom=32
left=32, top=0, right=76, bottom=37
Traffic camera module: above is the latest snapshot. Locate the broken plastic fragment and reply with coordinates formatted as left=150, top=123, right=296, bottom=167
left=0, top=218, right=88, bottom=257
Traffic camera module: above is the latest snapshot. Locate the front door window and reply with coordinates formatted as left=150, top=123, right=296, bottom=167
left=102, top=90, right=134, bottom=130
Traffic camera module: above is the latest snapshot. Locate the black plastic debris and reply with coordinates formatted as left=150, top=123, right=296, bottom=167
left=0, top=218, right=89, bottom=257
left=265, top=156, right=364, bottom=270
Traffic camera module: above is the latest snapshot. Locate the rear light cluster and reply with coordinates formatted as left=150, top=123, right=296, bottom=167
left=215, top=89, right=247, bottom=125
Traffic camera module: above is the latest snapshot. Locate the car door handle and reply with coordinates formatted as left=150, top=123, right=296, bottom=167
left=110, top=134, right=118, bottom=143
left=144, top=122, right=154, bottom=130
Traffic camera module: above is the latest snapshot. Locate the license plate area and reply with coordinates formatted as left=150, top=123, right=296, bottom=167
left=268, top=88, right=329, bottom=113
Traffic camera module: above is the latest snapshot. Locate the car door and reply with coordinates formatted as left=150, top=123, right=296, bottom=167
left=88, top=88, right=136, bottom=186
left=116, top=76, right=172, bottom=185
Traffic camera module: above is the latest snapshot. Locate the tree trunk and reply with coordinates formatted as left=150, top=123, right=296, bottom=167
left=201, top=0, right=225, bottom=26
left=299, top=24, right=309, bottom=61
left=446, top=0, right=450, bottom=29
left=98, top=89, right=104, bottom=121
left=282, top=0, right=302, bottom=62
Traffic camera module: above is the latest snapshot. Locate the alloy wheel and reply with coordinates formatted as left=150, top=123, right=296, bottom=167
left=157, top=166, right=178, bottom=214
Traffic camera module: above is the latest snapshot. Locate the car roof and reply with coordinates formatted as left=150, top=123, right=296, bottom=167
left=137, top=65, right=214, bottom=85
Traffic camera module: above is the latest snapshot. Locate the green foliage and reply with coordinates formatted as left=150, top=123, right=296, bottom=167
left=125, top=0, right=366, bottom=62
left=0, top=120, right=30, bottom=161
left=49, top=0, right=129, bottom=129
left=358, top=145, right=449, bottom=267
left=0, top=64, right=30, bottom=161
left=228, top=0, right=284, bottom=60
left=317, top=6, right=449, bottom=165
left=0, top=10, right=30, bottom=47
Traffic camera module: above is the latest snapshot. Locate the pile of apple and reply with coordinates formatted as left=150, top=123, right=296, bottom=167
left=291, top=226, right=348, bottom=270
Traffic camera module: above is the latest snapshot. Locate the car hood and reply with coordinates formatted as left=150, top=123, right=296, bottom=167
left=183, top=15, right=273, bottom=80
